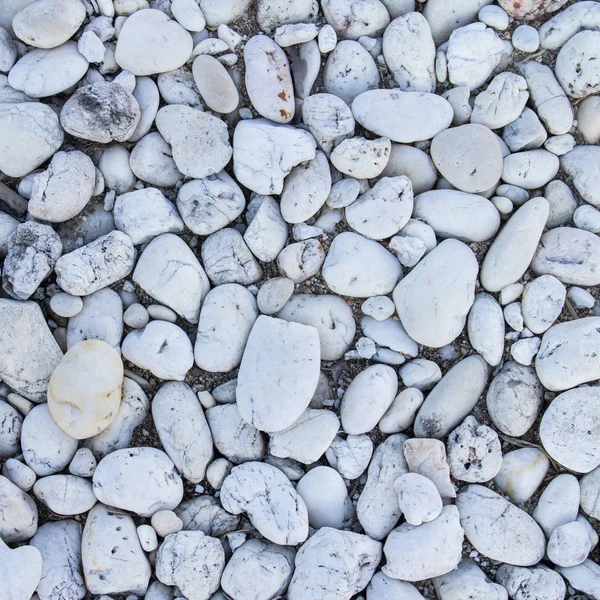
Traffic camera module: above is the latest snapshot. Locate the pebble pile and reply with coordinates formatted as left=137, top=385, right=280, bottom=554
left=1, top=0, right=600, bottom=599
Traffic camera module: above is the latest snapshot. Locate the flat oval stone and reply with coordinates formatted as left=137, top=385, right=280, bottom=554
left=561, top=146, right=600, bottom=207
left=393, top=239, right=478, bottom=348
left=130, top=132, right=183, bottom=187
left=8, top=41, right=88, bottom=98
left=244, top=35, right=294, bottom=122
left=192, top=54, right=239, bottom=114
left=541, top=387, right=600, bottom=473
left=413, top=190, right=500, bottom=242
left=236, top=316, right=321, bottom=433
left=33, top=474, right=97, bottom=515
left=502, top=150, right=560, bottom=189
left=521, top=275, right=566, bottom=334
left=556, top=31, right=600, bottom=99
left=536, top=317, right=600, bottom=392
left=430, top=124, right=503, bottom=193
left=0, top=475, right=38, bottom=542
left=457, top=484, right=546, bottom=565
left=352, top=89, right=453, bottom=143
left=115, top=9, right=193, bottom=75
left=532, top=227, right=600, bottom=285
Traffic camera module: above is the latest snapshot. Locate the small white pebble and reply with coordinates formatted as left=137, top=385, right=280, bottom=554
left=207, top=458, right=232, bottom=490
left=123, top=303, right=149, bottom=329
left=478, top=5, right=509, bottom=30
left=544, top=134, right=576, bottom=155
left=147, top=304, right=178, bottom=323
left=504, top=302, right=524, bottom=332
left=192, top=37, right=229, bottom=56
left=274, top=23, right=318, bottom=47
left=217, top=24, right=242, bottom=51
left=226, top=532, right=247, bottom=552
left=239, top=107, right=253, bottom=119
left=151, top=510, right=183, bottom=538
left=292, top=223, right=323, bottom=241
left=567, top=286, right=595, bottom=309
left=361, top=296, right=395, bottom=321
left=6, top=392, right=33, bottom=416
left=2, top=458, right=36, bottom=491
left=512, top=24, right=540, bottom=53
left=197, top=390, right=216, bottom=409
left=510, top=337, right=541, bottom=365
left=435, top=50, right=447, bottom=83
left=69, top=448, right=97, bottom=477
left=574, top=205, right=600, bottom=234
left=137, top=524, right=158, bottom=552
left=50, top=292, right=83, bottom=318
left=500, top=283, right=524, bottom=305
left=103, top=189, right=116, bottom=211
left=356, top=337, right=377, bottom=359
left=217, top=53, right=238, bottom=66
left=318, top=24, right=337, bottom=53
left=492, top=195, right=514, bottom=216
left=194, top=484, right=205, bottom=493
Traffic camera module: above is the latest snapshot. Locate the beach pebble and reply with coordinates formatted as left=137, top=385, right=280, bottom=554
left=399, top=359, right=442, bottom=391
left=0, top=474, right=38, bottom=542
left=577, top=95, right=600, bottom=144
left=548, top=521, right=591, bottom=567
left=574, top=205, right=600, bottom=233
left=0, top=400, right=22, bottom=459
left=379, top=388, right=423, bottom=434
left=151, top=510, right=183, bottom=538
left=495, top=564, right=566, bottom=600
left=494, top=447, right=550, bottom=504
left=244, top=195, right=288, bottom=262
left=545, top=180, right=577, bottom=228
left=177, top=495, right=240, bottom=537
left=423, top=0, right=495, bottom=45
left=561, top=145, right=600, bottom=207
left=521, top=275, right=566, bottom=334
left=468, top=292, right=505, bottom=366
left=568, top=286, right=595, bottom=309
left=555, top=31, right=600, bottom=99
left=533, top=473, right=580, bottom=536
left=331, top=136, right=391, bottom=179
left=404, top=438, right=455, bottom=499
left=50, top=293, right=83, bottom=318
left=257, top=278, right=295, bottom=315
left=0, top=538, right=41, bottom=600
left=503, top=108, right=547, bottom=152
left=33, top=474, right=97, bottom=515
left=69, top=447, right=97, bottom=477
left=434, top=559, right=508, bottom=600
left=326, top=434, right=373, bottom=480
left=395, top=472, right=443, bottom=526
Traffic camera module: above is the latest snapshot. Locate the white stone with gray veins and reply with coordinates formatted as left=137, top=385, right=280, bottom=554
left=413, top=190, right=501, bottom=242
left=8, top=41, right=88, bottom=98
left=201, top=228, right=262, bottom=286
left=113, top=188, right=183, bottom=245
left=480, top=197, right=549, bottom=292
left=177, top=495, right=240, bottom=538
left=535, top=317, right=600, bottom=392
left=0, top=27, right=16, bottom=72
left=555, top=31, right=600, bottom=99
left=447, top=416, right=502, bottom=483
left=558, top=559, right=600, bottom=598
left=152, top=382, right=213, bottom=484
left=82, top=504, right=151, bottom=596
left=257, top=277, right=294, bottom=315
left=133, top=233, right=209, bottom=323
left=496, top=564, right=566, bottom=600
left=357, top=433, right=408, bottom=540
left=486, top=361, right=543, bottom=436
left=331, top=136, right=391, bottom=179
left=156, top=104, right=232, bottom=179
left=2, top=221, right=61, bottom=300
left=0, top=212, right=18, bottom=258
left=323, top=232, right=403, bottom=297
left=0, top=102, right=64, bottom=177
left=0, top=474, right=38, bottom=542
left=122, top=320, right=194, bottom=381
left=533, top=473, right=580, bottom=536
left=21, top=404, right=77, bottom=476
left=521, top=275, right=566, bottom=334
left=278, top=294, right=355, bottom=361
left=0, top=400, right=21, bottom=458
left=326, top=434, right=373, bottom=480
left=394, top=239, right=478, bottom=348
left=423, top=0, right=494, bottom=44
left=382, top=12, right=435, bottom=92
left=446, top=23, right=512, bottom=90
left=280, top=150, right=331, bottom=223
left=547, top=520, right=591, bottom=567
left=301, top=93, right=355, bottom=155
left=394, top=472, right=443, bottom=526
left=434, top=559, right=508, bottom=600
left=561, top=145, right=600, bottom=207
left=93, top=447, right=183, bottom=517
left=244, top=35, right=294, bottom=123
left=287, top=38, right=321, bottom=101
left=457, top=485, right=546, bottom=566
left=33, top=474, right=97, bottom=516
left=156, top=531, right=224, bottom=600
left=55, top=231, right=135, bottom=297
left=4, top=458, right=37, bottom=492
left=467, top=293, right=505, bottom=366
left=30, top=519, right=85, bottom=600
left=176, top=171, right=245, bottom=236
left=60, top=81, right=140, bottom=143
left=322, top=0, right=389, bottom=39
left=128, top=76, right=159, bottom=142
left=129, top=132, right=183, bottom=187
left=244, top=196, right=288, bottom=263
left=540, top=387, right=600, bottom=474
left=287, top=527, right=382, bottom=600
left=0, top=537, right=42, bottom=600
left=503, top=107, right=547, bottom=152
left=502, top=149, right=559, bottom=189
left=221, top=462, right=309, bottom=545
left=195, top=284, right=258, bottom=373
left=269, top=409, right=340, bottom=464
left=538, top=1, right=600, bottom=49
left=352, top=89, right=453, bottom=143
left=384, top=505, right=464, bottom=582
left=233, top=118, right=316, bottom=195
left=206, top=403, right=266, bottom=464
left=403, top=438, right=455, bottom=499
left=324, top=40, right=380, bottom=105
left=277, top=239, right=326, bottom=284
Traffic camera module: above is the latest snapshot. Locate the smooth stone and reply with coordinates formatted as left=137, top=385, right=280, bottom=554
left=502, top=150, right=559, bottom=189
left=395, top=472, right=442, bottom=526
left=191, top=55, right=238, bottom=113
left=177, top=495, right=240, bottom=537
left=278, top=294, right=355, bottom=361
left=503, top=107, right=547, bottom=152
left=296, top=466, right=351, bottom=529
left=379, top=388, right=424, bottom=433
left=361, top=316, right=418, bottom=358
left=33, top=474, right=96, bottom=515
left=8, top=41, right=88, bottom=98
left=561, top=146, right=600, bottom=207
left=244, top=195, right=288, bottom=262
left=352, top=89, right=453, bottom=143
left=467, top=292, right=505, bottom=366
left=430, top=124, right=503, bottom=193
left=128, top=76, right=160, bottom=142
left=538, top=1, right=600, bottom=49
left=577, top=96, right=600, bottom=144
left=257, top=277, right=295, bottom=315
left=480, top=197, right=549, bottom=292
left=555, top=31, right=600, bottom=99
left=496, top=565, right=566, bottom=600
left=383, top=506, right=464, bottom=582
left=494, top=448, right=550, bottom=504
left=442, top=85, right=473, bottom=125
left=93, top=448, right=183, bottom=517
left=221, top=539, right=295, bottom=600
left=274, top=23, right=318, bottom=47
left=532, top=227, right=600, bottom=285
left=206, top=403, right=266, bottom=464
left=13, top=0, right=86, bottom=48
left=200, top=0, right=251, bottom=27
left=156, top=66, right=202, bottom=108
left=393, top=239, right=478, bottom=348
left=233, top=118, right=316, bottom=195
left=318, top=23, right=337, bottom=52
left=434, top=560, right=508, bottom=600
left=511, top=337, right=541, bottom=366
left=82, top=504, right=151, bottom=596
left=557, top=559, right=600, bottom=598
left=221, top=461, right=308, bottom=545
left=413, top=190, right=500, bottom=242
left=156, top=104, right=232, bottom=179
left=456, top=485, right=546, bottom=565
left=423, top=0, right=494, bottom=44
left=326, top=434, right=373, bottom=480
left=114, top=188, right=183, bottom=245
left=536, top=317, right=600, bottom=391
left=548, top=521, right=591, bottom=567
left=287, top=528, right=382, bottom=600
left=0, top=102, right=63, bottom=177
left=379, top=144, right=437, bottom=195
left=499, top=0, right=568, bottom=18
left=0, top=475, right=38, bottom=542
left=97, top=144, right=135, bottom=193
left=324, top=40, right=379, bottom=105
left=322, top=0, right=389, bottom=39
left=382, top=12, right=435, bottom=92
left=0, top=538, right=42, bottom=600
left=122, top=321, right=194, bottom=381
left=568, top=286, right=595, bottom=309
left=575, top=205, right=600, bottom=233
left=362, top=296, right=396, bottom=321
left=447, top=416, right=502, bottom=483
left=172, top=0, right=205, bottom=30
left=133, top=233, right=209, bottom=323
left=69, top=447, right=97, bottom=477
left=287, top=38, right=320, bottom=100
left=256, top=0, right=316, bottom=32
left=540, top=387, right=600, bottom=473
left=521, top=275, right=565, bottom=334
left=399, top=359, right=442, bottom=391
left=330, top=136, right=391, bottom=179
left=152, top=382, right=213, bottom=483
left=115, top=9, right=192, bottom=75
left=60, top=81, right=140, bottom=143
left=545, top=179, right=577, bottom=228
left=581, top=467, right=600, bottom=520
left=0, top=400, right=21, bottom=458
left=403, top=438, right=455, bottom=499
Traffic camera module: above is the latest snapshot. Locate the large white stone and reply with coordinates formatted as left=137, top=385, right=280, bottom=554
left=330, top=136, right=391, bottom=179
left=0, top=474, right=38, bottom=542
left=471, top=72, right=529, bottom=129
left=395, top=472, right=443, bottom=526
left=404, top=438, right=455, bottom=499
left=521, top=275, right=566, bottom=334
left=0, top=537, right=42, bottom=600
left=244, top=196, right=288, bottom=262
left=496, top=564, right=566, bottom=600
left=434, top=559, right=508, bottom=600
left=561, top=146, right=600, bottom=208
left=33, top=474, right=96, bottom=516
left=129, top=132, right=183, bottom=187
left=533, top=473, right=580, bottom=536
left=555, top=31, right=600, bottom=99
